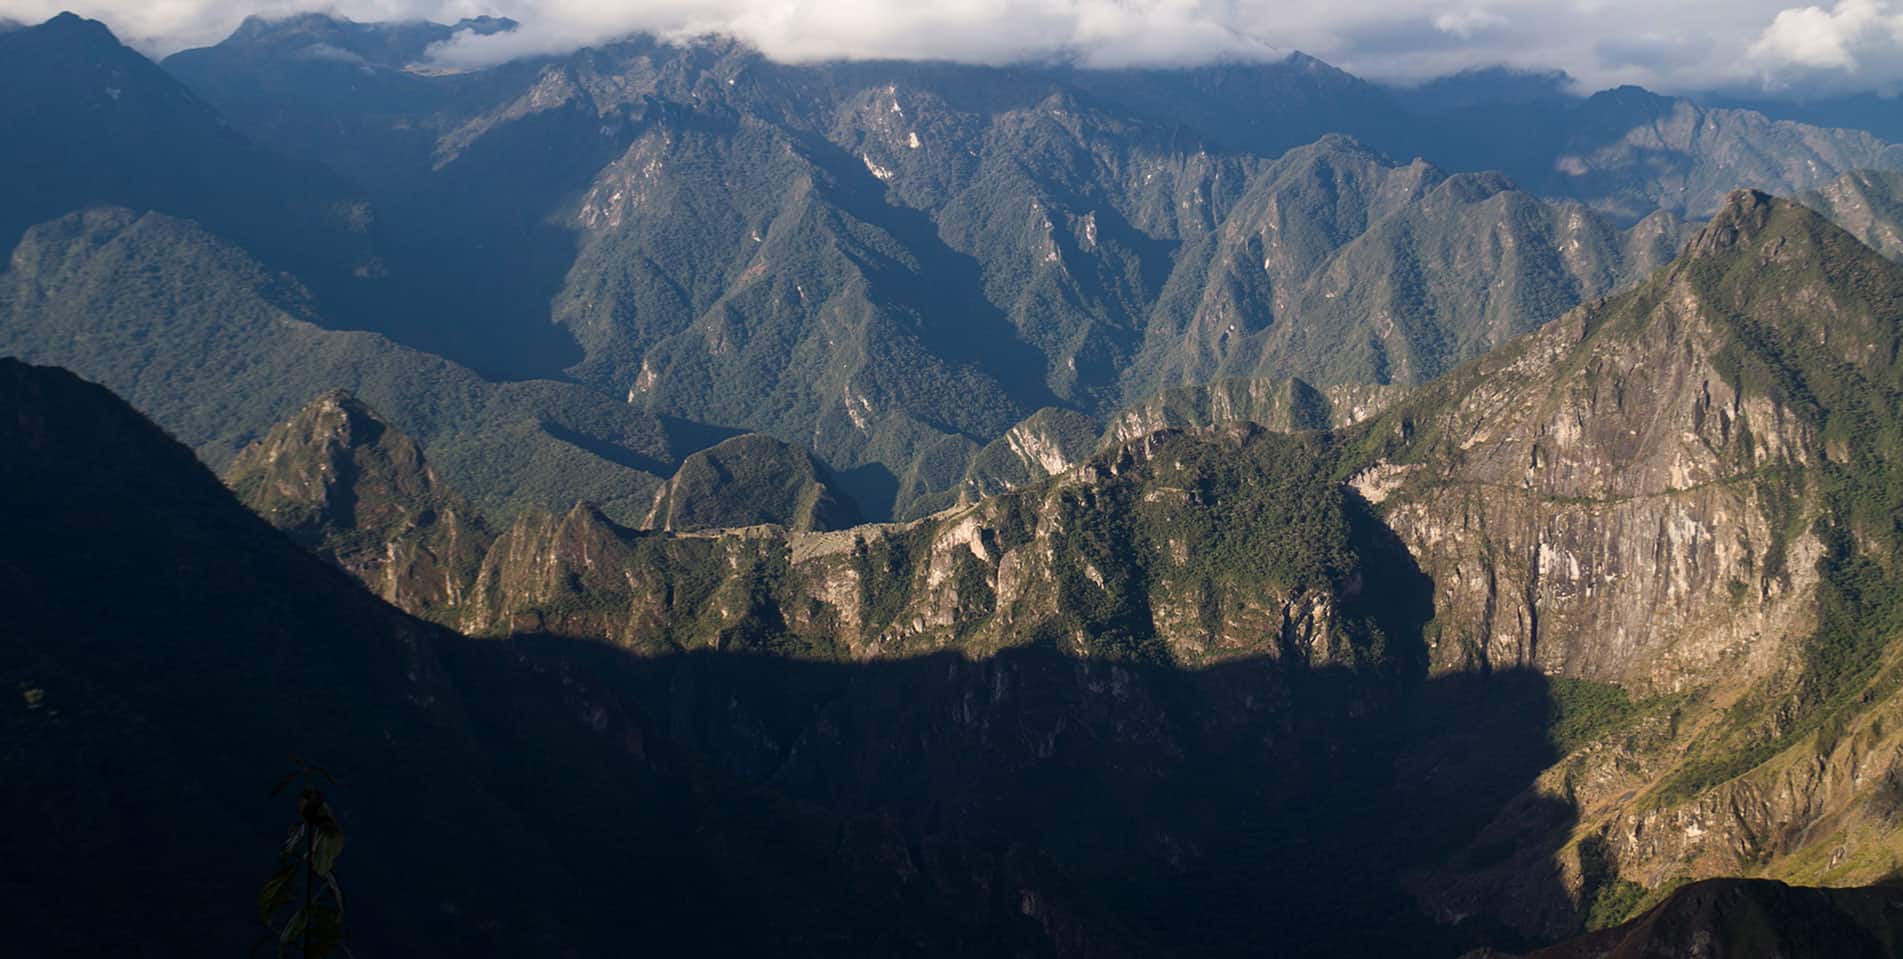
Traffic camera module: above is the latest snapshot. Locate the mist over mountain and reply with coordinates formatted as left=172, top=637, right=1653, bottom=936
left=23, top=0, right=1903, bottom=96
left=14, top=6, right=1903, bottom=957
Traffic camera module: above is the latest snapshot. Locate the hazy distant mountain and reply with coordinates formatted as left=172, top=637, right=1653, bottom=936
left=1704, top=90, right=1903, bottom=149
left=0, top=208, right=677, bottom=521
left=148, top=20, right=1700, bottom=509
left=142, top=16, right=1889, bottom=494
left=0, top=14, right=381, bottom=295
left=1124, top=137, right=1688, bottom=395
left=1389, top=67, right=1577, bottom=112
left=217, top=11, right=517, bottom=68
left=161, top=13, right=521, bottom=186
left=4, top=10, right=1897, bottom=522
left=1798, top=168, right=1903, bottom=262
left=1410, top=83, right=1903, bottom=222
left=1063, top=53, right=1423, bottom=159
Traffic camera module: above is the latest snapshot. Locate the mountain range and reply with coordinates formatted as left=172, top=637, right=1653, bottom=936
left=13, top=10, right=1903, bottom=521
left=13, top=7, right=1903, bottom=956
left=214, top=190, right=1903, bottom=953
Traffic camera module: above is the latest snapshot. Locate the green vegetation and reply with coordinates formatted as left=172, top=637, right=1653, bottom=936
left=1020, top=427, right=1397, bottom=664
left=648, top=433, right=858, bottom=532
left=1546, top=679, right=1640, bottom=754
left=0, top=209, right=674, bottom=522
left=1586, top=878, right=1650, bottom=932
left=1578, top=833, right=1649, bottom=931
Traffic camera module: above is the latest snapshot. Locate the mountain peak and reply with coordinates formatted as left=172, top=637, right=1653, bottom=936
left=285, top=388, right=390, bottom=448
left=644, top=433, right=859, bottom=533
left=310, top=386, right=374, bottom=419
left=24, top=11, right=118, bottom=48
left=451, top=16, right=518, bottom=36
left=1304, top=131, right=1380, bottom=155
left=228, top=11, right=374, bottom=39
left=226, top=388, right=430, bottom=537
left=227, top=390, right=489, bottom=619
left=1682, top=189, right=1779, bottom=259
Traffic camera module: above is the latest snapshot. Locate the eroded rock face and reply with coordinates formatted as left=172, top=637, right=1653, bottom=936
left=225, top=389, right=490, bottom=620
left=1373, top=305, right=1821, bottom=692
left=1404, top=191, right=1903, bottom=936
left=459, top=424, right=1411, bottom=675
left=1367, top=192, right=1839, bottom=693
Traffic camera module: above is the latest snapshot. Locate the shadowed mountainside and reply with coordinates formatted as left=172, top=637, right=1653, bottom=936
left=0, top=13, right=381, bottom=306
left=3, top=356, right=1597, bottom=957
left=0, top=357, right=1140, bottom=957
left=1477, top=878, right=1903, bottom=958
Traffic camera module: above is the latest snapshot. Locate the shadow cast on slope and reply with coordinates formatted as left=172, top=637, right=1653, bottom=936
left=478, top=650, right=1578, bottom=958
left=332, top=101, right=633, bottom=381
left=491, top=495, right=1583, bottom=957
left=5, top=358, right=1582, bottom=957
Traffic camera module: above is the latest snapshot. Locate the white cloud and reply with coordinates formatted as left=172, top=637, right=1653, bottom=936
left=1751, top=0, right=1903, bottom=81
left=423, top=0, right=1284, bottom=70
left=5, top=0, right=1903, bottom=93
left=1432, top=8, right=1507, bottom=40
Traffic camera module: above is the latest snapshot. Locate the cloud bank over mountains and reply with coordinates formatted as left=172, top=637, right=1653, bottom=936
left=8, top=0, right=1903, bottom=94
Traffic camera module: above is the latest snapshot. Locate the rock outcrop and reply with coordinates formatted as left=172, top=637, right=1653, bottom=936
left=1367, top=191, right=1829, bottom=692
left=1388, top=192, right=1903, bottom=936
left=639, top=432, right=858, bottom=533
left=226, top=389, right=490, bottom=620
left=461, top=423, right=1417, bottom=674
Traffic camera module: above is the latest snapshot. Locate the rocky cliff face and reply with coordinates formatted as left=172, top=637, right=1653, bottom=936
left=1361, top=197, right=1827, bottom=692
left=226, top=389, right=490, bottom=620
left=236, top=386, right=1410, bottom=672
left=1366, top=187, right=1903, bottom=691
left=1382, top=192, right=1903, bottom=937
left=462, top=424, right=1414, bottom=675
